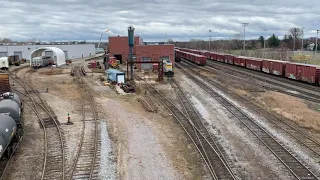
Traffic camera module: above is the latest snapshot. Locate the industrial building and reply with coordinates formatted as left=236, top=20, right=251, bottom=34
left=0, top=44, right=96, bottom=60
left=108, top=36, right=175, bottom=69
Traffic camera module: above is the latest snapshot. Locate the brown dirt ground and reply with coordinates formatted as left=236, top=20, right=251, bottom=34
left=255, top=91, right=320, bottom=131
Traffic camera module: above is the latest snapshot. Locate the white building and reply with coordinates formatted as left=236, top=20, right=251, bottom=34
left=0, top=44, right=96, bottom=60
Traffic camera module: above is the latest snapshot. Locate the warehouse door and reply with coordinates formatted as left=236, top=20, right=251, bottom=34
left=63, top=51, right=68, bottom=60
left=114, top=55, right=122, bottom=64
left=14, top=52, right=22, bottom=60
left=141, top=57, right=152, bottom=69
left=0, top=52, right=7, bottom=57
left=45, top=51, right=54, bottom=56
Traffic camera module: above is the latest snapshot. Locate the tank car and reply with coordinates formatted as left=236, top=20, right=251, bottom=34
left=0, top=114, right=17, bottom=159
left=0, top=92, right=23, bottom=111
left=0, top=98, right=22, bottom=126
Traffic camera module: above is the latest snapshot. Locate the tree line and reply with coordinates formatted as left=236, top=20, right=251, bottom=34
left=170, top=27, right=320, bottom=51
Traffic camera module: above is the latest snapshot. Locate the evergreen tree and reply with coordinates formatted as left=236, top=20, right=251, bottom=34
left=267, top=34, right=280, bottom=48
left=258, top=36, right=264, bottom=48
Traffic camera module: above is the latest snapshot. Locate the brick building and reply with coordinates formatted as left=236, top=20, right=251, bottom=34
left=108, top=36, right=175, bottom=69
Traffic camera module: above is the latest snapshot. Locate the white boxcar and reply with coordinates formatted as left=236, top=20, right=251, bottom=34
left=0, top=57, right=9, bottom=70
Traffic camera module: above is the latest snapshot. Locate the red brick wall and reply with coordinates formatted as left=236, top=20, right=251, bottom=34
left=108, top=36, right=143, bottom=63
left=135, top=44, right=175, bottom=69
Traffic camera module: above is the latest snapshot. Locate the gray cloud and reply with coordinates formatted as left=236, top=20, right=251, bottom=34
left=0, top=0, right=319, bottom=42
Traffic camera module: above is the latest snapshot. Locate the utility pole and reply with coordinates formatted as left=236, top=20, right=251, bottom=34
left=316, top=30, right=319, bottom=54
left=241, top=23, right=249, bottom=51
left=263, top=29, right=267, bottom=49
left=209, top=30, right=212, bottom=51
left=293, top=28, right=297, bottom=58
left=128, top=25, right=135, bottom=80
left=301, top=27, right=305, bottom=52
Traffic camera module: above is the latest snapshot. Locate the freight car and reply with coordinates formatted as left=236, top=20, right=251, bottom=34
left=0, top=57, right=9, bottom=70
left=0, top=114, right=18, bottom=159
left=175, top=50, right=206, bottom=65
left=8, top=55, right=20, bottom=66
left=0, top=92, right=23, bottom=160
left=180, top=48, right=320, bottom=86
left=31, top=56, right=53, bottom=68
left=0, top=93, right=23, bottom=132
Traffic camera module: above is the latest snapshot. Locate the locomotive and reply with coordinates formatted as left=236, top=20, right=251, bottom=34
left=31, top=56, right=53, bottom=68
left=163, top=59, right=174, bottom=77
left=0, top=92, right=23, bottom=159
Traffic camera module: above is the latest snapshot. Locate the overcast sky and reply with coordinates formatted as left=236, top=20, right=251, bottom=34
left=1, top=0, right=319, bottom=42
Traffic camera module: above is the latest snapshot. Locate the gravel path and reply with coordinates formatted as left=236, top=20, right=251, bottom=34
left=99, top=121, right=117, bottom=180
left=97, top=98, right=181, bottom=180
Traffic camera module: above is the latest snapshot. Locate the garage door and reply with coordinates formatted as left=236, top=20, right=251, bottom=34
left=63, top=51, right=68, bottom=60
left=141, top=57, right=152, bottom=69
left=14, top=52, right=22, bottom=60
left=45, top=51, right=53, bottom=56
left=0, top=52, right=7, bottom=57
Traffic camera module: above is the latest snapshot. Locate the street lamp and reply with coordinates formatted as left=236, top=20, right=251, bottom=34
left=241, top=23, right=249, bottom=51
left=301, top=27, right=305, bottom=52
left=316, top=30, right=319, bottom=54
left=209, top=30, right=212, bottom=51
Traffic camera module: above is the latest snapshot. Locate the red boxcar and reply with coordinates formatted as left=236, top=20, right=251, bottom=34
left=209, top=52, right=217, bottom=61
left=224, top=54, right=234, bottom=65
left=285, top=62, right=320, bottom=84
left=216, top=54, right=225, bottom=62
left=234, top=56, right=246, bottom=67
left=262, top=59, right=286, bottom=76
left=191, top=54, right=206, bottom=65
left=245, top=58, right=263, bottom=71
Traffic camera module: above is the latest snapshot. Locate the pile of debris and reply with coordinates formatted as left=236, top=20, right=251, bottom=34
left=139, top=96, right=157, bottom=112
left=120, top=83, right=135, bottom=93
left=71, top=65, right=86, bottom=77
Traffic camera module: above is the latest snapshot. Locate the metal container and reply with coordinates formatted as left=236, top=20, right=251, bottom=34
left=225, top=55, right=234, bottom=64
left=216, top=54, right=225, bottom=62
left=1, top=92, right=22, bottom=110
left=91, top=60, right=97, bottom=69
left=0, top=114, right=17, bottom=159
left=245, top=58, right=263, bottom=71
left=234, top=56, right=246, bottom=67
left=262, top=59, right=286, bottom=76
left=105, top=69, right=126, bottom=84
left=285, top=63, right=297, bottom=80
left=285, top=62, right=320, bottom=84
left=0, top=99, right=21, bottom=125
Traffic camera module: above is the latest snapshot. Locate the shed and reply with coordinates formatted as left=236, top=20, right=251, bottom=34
left=30, top=47, right=65, bottom=67
left=105, top=69, right=126, bottom=84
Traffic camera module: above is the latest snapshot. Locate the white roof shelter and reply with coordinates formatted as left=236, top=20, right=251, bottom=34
left=30, top=47, right=65, bottom=67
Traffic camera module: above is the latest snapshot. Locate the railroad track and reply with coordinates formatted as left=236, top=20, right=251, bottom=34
left=136, top=76, right=236, bottom=180
left=168, top=78, right=236, bottom=179
left=8, top=69, right=66, bottom=180
left=69, top=66, right=100, bottom=180
left=206, top=60, right=320, bottom=101
left=176, top=62, right=319, bottom=179
left=181, top=60, right=320, bottom=161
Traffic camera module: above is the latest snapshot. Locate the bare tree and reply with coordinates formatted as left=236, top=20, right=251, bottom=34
left=289, top=27, right=303, bottom=39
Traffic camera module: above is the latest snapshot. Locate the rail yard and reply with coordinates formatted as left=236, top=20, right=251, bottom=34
left=0, top=44, right=319, bottom=180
